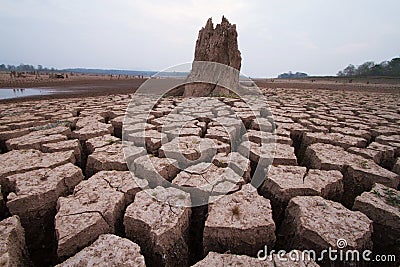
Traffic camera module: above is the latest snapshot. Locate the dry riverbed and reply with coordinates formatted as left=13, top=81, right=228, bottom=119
left=0, top=81, right=399, bottom=266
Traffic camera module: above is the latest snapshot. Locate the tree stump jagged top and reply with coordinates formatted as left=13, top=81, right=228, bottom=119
left=194, top=16, right=241, bottom=71
left=183, top=16, right=242, bottom=97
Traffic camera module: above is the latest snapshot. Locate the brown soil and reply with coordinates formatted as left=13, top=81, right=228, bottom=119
left=254, top=77, right=400, bottom=93
left=2, top=74, right=400, bottom=105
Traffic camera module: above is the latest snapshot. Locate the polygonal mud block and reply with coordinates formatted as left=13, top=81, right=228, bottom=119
left=213, top=152, right=251, bottom=182
left=387, top=141, right=400, bottom=156
left=173, top=163, right=244, bottom=199
left=273, top=143, right=298, bottom=165
left=274, top=125, right=292, bottom=137
left=85, top=135, right=121, bottom=154
left=159, top=136, right=217, bottom=168
left=307, top=124, right=329, bottom=133
left=238, top=141, right=274, bottom=166
left=163, top=126, right=203, bottom=141
left=228, top=152, right=251, bottom=183
left=345, top=158, right=399, bottom=190
left=133, top=155, right=180, bottom=187
left=177, top=97, right=221, bottom=110
left=251, top=117, right=274, bottom=132
left=41, top=139, right=81, bottom=163
left=156, top=120, right=191, bottom=133
left=203, top=184, right=276, bottom=256
left=213, top=108, right=234, bottom=118
left=308, top=117, right=337, bottom=126
left=151, top=107, right=173, bottom=118
left=330, top=126, right=371, bottom=141
left=205, top=125, right=237, bottom=144
left=262, top=166, right=344, bottom=203
left=274, top=115, right=295, bottom=124
left=305, top=143, right=399, bottom=207
left=211, top=139, right=231, bottom=154
left=124, top=144, right=147, bottom=165
left=283, top=122, right=309, bottom=136
left=235, top=110, right=256, bottom=129
left=96, top=170, right=148, bottom=205
left=340, top=156, right=399, bottom=208
left=343, top=122, right=370, bottom=131
left=5, top=163, right=83, bottom=238
left=126, top=129, right=167, bottom=154
left=243, top=141, right=296, bottom=166
left=180, top=109, right=214, bottom=121
left=347, top=147, right=383, bottom=164
left=55, top=170, right=144, bottom=259
left=0, top=149, right=75, bottom=181
left=353, top=183, right=400, bottom=258
left=110, top=116, right=124, bottom=138
left=0, top=113, right=42, bottom=125
left=7, top=120, right=47, bottom=130
left=124, top=186, right=191, bottom=267
left=261, top=166, right=343, bottom=221
left=277, top=135, right=294, bottom=146
left=122, top=122, right=157, bottom=135
left=86, top=143, right=127, bottom=176
left=151, top=117, right=176, bottom=128
left=55, top=234, right=146, bottom=267
left=305, top=169, right=344, bottom=201
left=304, top=143, right=356, bottom=171
left=70, top=122, right=113, bottom=141
left=279, top=196, right=372, bottom=255
left=6, top=133, right=68, bottom=150
left=159, top=114, right=195, bottom=126
left=370, top=126, right=400, bottom=138
left=208, top=117, right=244, bottom=135
left=75, top=115, right=105, bottom=129
left=375, top=134, right=400, bottom=146
left=0, top=215, right=32, bottom=267
left=367, top=142, right=397, bottom=166
left=0, top=128, right=30, bottom=142
left=246, top=130, right=275, bottom=145
left=301, top=132, right=367, bottom=149
left=28, top=125, right=72, bottom=137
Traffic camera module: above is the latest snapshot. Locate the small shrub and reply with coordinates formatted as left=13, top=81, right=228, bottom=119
left=372, top=188, right=400, bottom=207
left=231, top=205, right=240, bottom=217
left=358, top=160, right=370, bottom=169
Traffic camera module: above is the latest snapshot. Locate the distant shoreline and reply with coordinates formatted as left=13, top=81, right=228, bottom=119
left=0, top=72, right=147, bottom=89
left=0, top=74, right=146, bottom=103
left=1, top=73, right=399, bottom=104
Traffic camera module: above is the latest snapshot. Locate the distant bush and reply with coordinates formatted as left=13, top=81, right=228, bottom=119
left=278, top=71, right=308, bottom=79
left=337, top=57, right=400, bottom=77
left=0, top=63, right=57, bottom=72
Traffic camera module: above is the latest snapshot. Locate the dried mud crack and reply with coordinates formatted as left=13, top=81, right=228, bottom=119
left=0, top=84, right=399, bottom=267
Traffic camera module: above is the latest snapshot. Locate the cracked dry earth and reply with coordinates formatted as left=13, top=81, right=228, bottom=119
left=0, top=87, right=399, bottom=267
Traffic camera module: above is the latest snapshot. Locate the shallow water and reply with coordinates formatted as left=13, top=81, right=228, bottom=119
left=0, top=88, right=54, bottom=100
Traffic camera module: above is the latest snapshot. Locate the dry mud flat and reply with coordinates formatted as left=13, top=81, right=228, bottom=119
left=0, top=86, right=399, bottom=267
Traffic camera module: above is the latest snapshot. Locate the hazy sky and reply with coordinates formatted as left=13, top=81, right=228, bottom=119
left=1, top=0, right=399, bottom=77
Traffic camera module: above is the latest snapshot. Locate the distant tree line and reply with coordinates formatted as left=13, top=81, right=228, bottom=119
left=0, top=63, right=57, bottom=72
left=337, top=57, right=400, bottom=77
left=278, top=71, right=308, bottom=79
